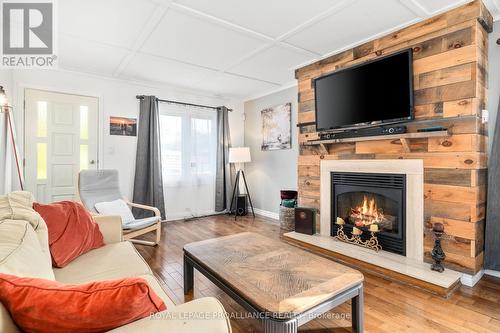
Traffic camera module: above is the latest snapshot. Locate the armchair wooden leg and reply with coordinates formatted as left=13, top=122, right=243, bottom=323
left=129, top=239, right=158, bottom=246
left=123, top=223, right=160, bottom=247
left=155, top=222, right=161, bottom=244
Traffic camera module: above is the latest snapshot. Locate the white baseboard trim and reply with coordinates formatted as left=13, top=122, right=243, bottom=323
left=253, top=208, right=279, bottom=221
left=485, top=269, right=500, bottom=279
left=461, top=270, right=484, bottom=287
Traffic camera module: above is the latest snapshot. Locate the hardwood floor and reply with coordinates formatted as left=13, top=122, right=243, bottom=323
left=134, top=215, right=500, bottom=333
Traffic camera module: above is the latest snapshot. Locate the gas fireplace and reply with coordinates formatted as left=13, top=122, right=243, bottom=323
left=331, top=172, right=406, bottom=255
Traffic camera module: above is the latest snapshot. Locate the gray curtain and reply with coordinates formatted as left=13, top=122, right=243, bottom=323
left=485, top=98, right=500, bottom=270
left=132, top=96, right=166, bottom=219
left=215, top=106, right=235, bottom=212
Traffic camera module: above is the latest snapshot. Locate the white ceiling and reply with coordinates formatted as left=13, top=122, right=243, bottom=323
left=58, top=0, right=500, bottom=100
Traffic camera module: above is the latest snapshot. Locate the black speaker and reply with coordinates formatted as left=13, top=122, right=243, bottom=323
left=295, top=208, right=316, bottom=235
left=236, top=195, right=248, bottom=216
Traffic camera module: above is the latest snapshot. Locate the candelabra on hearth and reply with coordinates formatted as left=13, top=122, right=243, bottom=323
left=430, top=222, right=446, bottom=273
left=335, top=217, right=382, bottom=252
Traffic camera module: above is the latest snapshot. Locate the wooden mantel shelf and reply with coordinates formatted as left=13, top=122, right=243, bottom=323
left=303, top=130, right=450, bottom=146
left=303, top=130, right=450, bottom=154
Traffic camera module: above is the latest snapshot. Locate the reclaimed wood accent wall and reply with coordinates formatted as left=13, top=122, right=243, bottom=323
left=295, top=0, right=493, bottom=274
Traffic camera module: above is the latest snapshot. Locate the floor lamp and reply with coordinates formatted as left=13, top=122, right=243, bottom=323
left=228, top=147, right=255, bottom=219
left=0, top=86, right=24, bottom=190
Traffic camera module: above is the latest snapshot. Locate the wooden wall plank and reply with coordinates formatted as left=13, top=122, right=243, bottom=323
left=414, top=98, right=479, bottom=119
left=427, top=134, right=486, bottom=152
left=443, top=98, right=478, bottom=117
left=424, top=184, right=486, bottom=204
left=375, top=1, right=480, bottom=52
left=414, top=103, right=444, bottom=119
left=471, top=168, right=487, bottom=186
left=299, top=89, right=314, bottom=103
left=298, top=132, right=319, bottom=143
left=375, top=152, right=486, bottom=169
left=424, top=233, right=472, bottom=258
left=298, top=111, right=315, bottom=124
left=430, top=217, right=483, bottom=239
left=299, top=100, right=314, bottom=113
left=356, top=138, right=427, bottom=154
left=413, top=44, right=477, bottom=75
left=298, top=165, right=320, bottom=178
left=414, top=79, right=476, bottom=105
left=424, top=168, right=472, bottom=187
left=298, top=176, right=320, bottom=191
left=415, top=63, right=474, bottom=90
left=424, top=199, right=483, bottom=223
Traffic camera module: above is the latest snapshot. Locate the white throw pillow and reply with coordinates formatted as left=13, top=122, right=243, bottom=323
left=95, top=199, right=135, bottom=224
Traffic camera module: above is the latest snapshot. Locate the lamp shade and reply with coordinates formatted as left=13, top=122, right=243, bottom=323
left=229, top=147, right=251, bottom=163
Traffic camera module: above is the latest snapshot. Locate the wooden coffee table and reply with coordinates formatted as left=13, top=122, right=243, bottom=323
left=183, top=232, right=364, bottom=333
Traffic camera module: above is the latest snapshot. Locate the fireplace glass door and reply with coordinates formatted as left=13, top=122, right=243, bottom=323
left=331, top=172, right=406, bottom=255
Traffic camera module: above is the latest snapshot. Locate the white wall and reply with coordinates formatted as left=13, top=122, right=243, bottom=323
left=7, top=69, right=244, bottom=199
left=243, top=87, right=298, bottom=214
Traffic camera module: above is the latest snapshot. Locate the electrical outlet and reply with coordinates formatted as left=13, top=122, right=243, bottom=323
left=482, top=109, right=488, bottom=124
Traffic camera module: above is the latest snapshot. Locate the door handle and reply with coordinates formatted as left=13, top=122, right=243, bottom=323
left=90, top=160, right=96, bottom=165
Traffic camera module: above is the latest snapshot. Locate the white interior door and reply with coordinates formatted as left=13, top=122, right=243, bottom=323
left=159, top=104, right=217, bottom=220
left=24, top=89, right=98, bottom=203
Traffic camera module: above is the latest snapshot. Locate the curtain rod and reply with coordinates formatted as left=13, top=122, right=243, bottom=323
left=136, top=95, right=232, bottom=112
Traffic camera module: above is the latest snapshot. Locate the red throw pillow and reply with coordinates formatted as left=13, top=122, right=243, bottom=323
left=33, top=201, right=104, bottom=268
left=0, top=273, right=167, bottom=333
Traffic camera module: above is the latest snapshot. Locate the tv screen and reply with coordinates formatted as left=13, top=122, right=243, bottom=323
left=314, top=49, right=414, bottom=131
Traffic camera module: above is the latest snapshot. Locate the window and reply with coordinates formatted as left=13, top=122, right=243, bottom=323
left=191, top=117, right=214, bottom=179
left=160, top=115, right=183, bottom=182
left=159, top=103, right=217, bottom=219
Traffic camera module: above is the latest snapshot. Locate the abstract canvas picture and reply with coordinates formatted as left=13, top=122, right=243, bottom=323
left=261, top=102, right=291, bottom=151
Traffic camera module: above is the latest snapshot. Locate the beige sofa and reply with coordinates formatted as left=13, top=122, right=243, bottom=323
left=0, top=192, right=231, bottom=333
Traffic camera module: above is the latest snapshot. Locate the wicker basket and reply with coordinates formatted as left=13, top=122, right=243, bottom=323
left=279, top=206, right=295, bottom=231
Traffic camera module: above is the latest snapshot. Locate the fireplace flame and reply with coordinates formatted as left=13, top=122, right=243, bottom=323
left=351, top=195, right=385, bottom=227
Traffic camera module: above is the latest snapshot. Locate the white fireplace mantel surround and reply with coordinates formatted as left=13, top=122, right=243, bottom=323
left=320, top=159, right=424, bottom=261
left=285, top=159, right=473, bottom=288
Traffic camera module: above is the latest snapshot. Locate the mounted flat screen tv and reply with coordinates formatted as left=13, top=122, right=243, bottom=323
left=314, top=49, right=414, bottom=131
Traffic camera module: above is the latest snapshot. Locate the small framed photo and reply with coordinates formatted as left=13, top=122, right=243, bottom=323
left=110, top=117, right=137, bottom=136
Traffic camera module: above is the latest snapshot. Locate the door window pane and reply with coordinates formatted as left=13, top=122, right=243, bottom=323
left=37, top=143, right=47, bottom=179
left=80, top=144, right=88, bottom=171
left=80, top=106, right=89, bottom=140
left=37, top=101, right=47, bottom=137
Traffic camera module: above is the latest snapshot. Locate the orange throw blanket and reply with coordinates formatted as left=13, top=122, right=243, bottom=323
left=33, top=201, right=104, bottom=268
